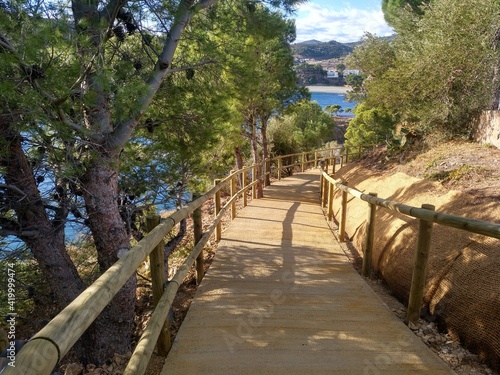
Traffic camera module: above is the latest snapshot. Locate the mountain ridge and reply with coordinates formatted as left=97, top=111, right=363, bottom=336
left=291, top=39, right=360, bottom=60
left=292, top=36, right=395, bottom=60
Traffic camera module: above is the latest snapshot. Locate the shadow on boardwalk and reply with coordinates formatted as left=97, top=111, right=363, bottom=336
left=162, top=170, right=455, bottom=375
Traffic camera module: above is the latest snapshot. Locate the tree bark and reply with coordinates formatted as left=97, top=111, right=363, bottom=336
left=0, top=122, right=86, bottom=307
left=81, top=154, right=137, bottom=364
left=234, top=146, right=244, bottom=187
left=235, top=146, right=244, bottom=171
left=249, top=119, right=263, bottom=198
left=261, top=118, right=271, bottom=186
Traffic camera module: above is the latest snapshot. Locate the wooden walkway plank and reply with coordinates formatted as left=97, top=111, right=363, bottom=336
left=161, top=171, right=455, bottom=375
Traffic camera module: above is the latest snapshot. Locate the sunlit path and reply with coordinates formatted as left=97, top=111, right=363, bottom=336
left=162, top=170, right=454, bottom=375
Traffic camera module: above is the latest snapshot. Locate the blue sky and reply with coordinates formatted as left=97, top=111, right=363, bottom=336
left=293, top=0, right=394, bottom=43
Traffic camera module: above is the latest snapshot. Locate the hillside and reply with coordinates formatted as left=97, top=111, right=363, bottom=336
left=361, top=141, right=500, bottom=198
left=291, top=40, right=355, bottom=60
left=291, top=36, right=395, bottom=60
left=335, top=140, right=500, bottom=374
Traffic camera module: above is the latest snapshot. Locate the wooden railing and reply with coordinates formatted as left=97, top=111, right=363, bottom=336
left=4, top=147, right=347, bottom=375
left=268, top=145, right=368, bottom=181
left=318, top=160, right=500, bottom=325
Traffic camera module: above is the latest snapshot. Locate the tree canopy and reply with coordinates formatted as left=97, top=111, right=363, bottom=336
left=345, top=0, right=500, bottom=147
left=269, top=100, right=335, bottom=154
left=0, top=0, right=304, bottom=365
left=381, top=0, right=430, bottom=26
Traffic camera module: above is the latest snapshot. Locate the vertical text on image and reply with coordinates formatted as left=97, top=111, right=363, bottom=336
left=6, top=263, right=17, bottom=368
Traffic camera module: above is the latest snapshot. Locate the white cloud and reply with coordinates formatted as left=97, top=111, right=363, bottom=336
left=294, top=3, right=394, bottom=43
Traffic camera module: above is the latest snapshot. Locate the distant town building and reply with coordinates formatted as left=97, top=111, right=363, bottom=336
left=327, top=69, right=360, bottom=79
left=345, top=69, right=360, bottom=76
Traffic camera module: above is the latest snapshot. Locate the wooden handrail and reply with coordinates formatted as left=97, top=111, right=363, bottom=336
left=4, top=149, right=332, bottom=375
left=320, top=168, right=500, bottom=239
left=318, top=161, right=500, bottom=326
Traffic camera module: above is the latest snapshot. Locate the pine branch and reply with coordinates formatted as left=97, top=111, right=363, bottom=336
left=195, top=0, right=219, bottom=11
left=168, top=59, right=218, bottom=73
left=0, top=184, right=28, bottom=201
left=108, top=0, right=197, bottom=150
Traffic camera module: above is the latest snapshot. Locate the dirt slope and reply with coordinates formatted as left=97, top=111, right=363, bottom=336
left=331, top=141, right=500, bottom=373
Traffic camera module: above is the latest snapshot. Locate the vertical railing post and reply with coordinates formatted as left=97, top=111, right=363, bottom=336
left=146, top=215, right=171, bottom=355
left=243, top=170, right=248, bottom=207
left=266, top=158, right=271, bottom=186
left=339, top=181, right=348, bottom=242
left=264, top=160, right=267, bottom=186
left=278, top=157, right=282, bottom=180
left=230, top=172, right=237, bottom=220
left=301, top=152, right=306, bottom=172
left=262, top=160, right=266, bottom=187
left=319, top=161, right=324, bottom=198
left=193, top=196, right=204, bottom=285
left=214, top=179, right=222, bottom=242
left=314, top=151, right=318, bottom=167
left=405, top=204, right=435, bottom=326
left=327, top=175, right=334, bottom=221
left=252, top=165, right=257, bottom=199
left=322, top=170, right=328, bottom=208
left=362, top=193, right=377, bottom=277
left=332, top=157, right=337, bottom=175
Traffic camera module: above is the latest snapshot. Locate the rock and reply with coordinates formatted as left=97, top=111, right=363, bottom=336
left=408, top=321, right=419, bottom=331
left=86, top=364, right=96, bottom=372
left=456, top=352, right=465, bottom=362
left=64, top=363, right=84, bottom=375
left=113, top=353, right=128, bottom=366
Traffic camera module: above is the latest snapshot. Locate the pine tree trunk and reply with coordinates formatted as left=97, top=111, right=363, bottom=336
left=0, top=122, right=86, bottom=307
left=81, top=155, right=137, bottom=364
left=249, top=121, right=263, bottom=198
left=235, top=146, right=244, bottom=170
left=234, top=146, right=244, bottom=187
left=261, top=120, right=271, bottom=186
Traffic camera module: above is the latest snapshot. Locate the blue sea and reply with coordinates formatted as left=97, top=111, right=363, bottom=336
left=310, top=91, right=356, bottom=117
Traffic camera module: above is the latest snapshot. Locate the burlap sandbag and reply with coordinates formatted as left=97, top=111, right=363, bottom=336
left=331, top=164, right=500, bottom=371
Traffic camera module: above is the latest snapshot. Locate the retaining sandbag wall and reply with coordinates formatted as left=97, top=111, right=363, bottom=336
left=331, top=164, right=500, bottom=371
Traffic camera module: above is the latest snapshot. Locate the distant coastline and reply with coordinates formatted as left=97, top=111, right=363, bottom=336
left=305, top=85, right=351, bottom=94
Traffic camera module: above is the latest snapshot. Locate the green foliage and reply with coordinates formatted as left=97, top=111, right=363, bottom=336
left=424, top=164, right=488, bottom=182
left=0, top=258, right=52, bottom=320
left=386, top=127, right=410, bottom=155
left=294, top=63, right=327, bottom=85
left=347, top=33, right=395, bottom=80
left=345, top=103, right=396, bottom=148
left=0, top=0, right=304, bottom=254
left=324, top=104, right=342, bottom=116
left=269, top=100, right=335, bottom=153
left=216, top=2, right=305, bottom=165
left=382, top=0, right=430, bottom=26
left=268, top=115, right=300, bottom=156
left=349, top=0, right=500, bottom=142
left=345, top=73, right=364, bottom=88
left=0, top=0, right=317, bottom=364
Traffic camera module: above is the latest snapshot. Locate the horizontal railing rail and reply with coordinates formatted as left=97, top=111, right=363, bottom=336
left=4, top=147, right=346, bottom=375
left=318, top=161, right=500, bottom=325
left=269, top=145, right=371, bottom=181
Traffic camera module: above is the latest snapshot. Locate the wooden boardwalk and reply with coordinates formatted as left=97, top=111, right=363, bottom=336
left=162, top=170, right=454, bottom=375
